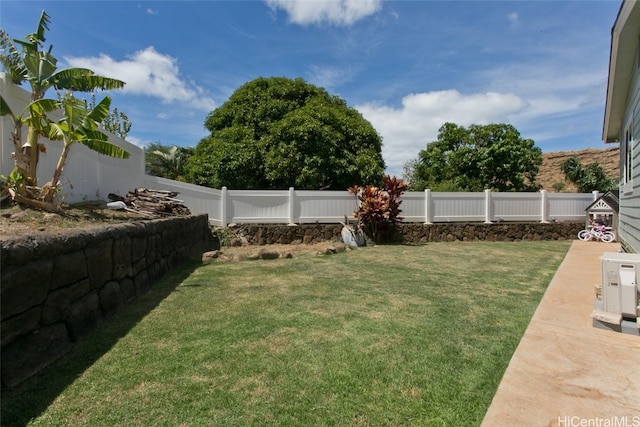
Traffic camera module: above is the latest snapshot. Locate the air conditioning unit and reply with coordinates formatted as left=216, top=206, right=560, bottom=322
left=592, top=252, right=640, bottom=335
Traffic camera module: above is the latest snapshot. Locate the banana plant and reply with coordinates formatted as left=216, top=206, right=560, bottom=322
left=0, top=10, right=125, bottom=188
left=40, top=94, right=130, bottom=203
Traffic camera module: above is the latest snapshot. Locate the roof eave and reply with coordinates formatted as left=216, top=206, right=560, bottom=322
left=603, top=0, right=640, bottom=143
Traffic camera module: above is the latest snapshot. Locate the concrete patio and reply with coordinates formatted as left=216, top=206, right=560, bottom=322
left=481, top=240, right=640, bottom=427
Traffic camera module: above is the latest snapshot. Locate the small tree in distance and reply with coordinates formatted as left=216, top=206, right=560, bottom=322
left=88, top=94, right=131, bottom=139
left=145, top=142, right=194, bottom=182
left=407, top=122, right=542, bottom=192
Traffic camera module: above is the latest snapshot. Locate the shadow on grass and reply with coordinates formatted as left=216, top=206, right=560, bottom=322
left=0, top=261, right=201, bottom=427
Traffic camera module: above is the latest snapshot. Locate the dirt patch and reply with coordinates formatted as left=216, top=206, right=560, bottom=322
left=210, top=241, right=352, bottom=262
left=0, top=203, right=147, bottom=239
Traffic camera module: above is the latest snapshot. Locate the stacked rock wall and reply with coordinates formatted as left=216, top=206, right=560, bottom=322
left=230, top=222, right=583, bottom=245
left=398, top=222, right=584, bottom=243
left=1, top=214, right=215, bottom=388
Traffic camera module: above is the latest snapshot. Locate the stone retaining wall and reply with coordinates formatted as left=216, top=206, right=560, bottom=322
left=229, top=221, right=584, bottom=245
left=1, top=214, right=216, bottom=388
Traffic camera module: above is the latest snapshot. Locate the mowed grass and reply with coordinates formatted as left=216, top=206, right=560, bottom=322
left=2, top=241, right=571, bottom=427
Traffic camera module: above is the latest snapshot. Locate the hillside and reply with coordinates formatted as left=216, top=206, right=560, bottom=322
left=536, top=146, right=619, bottom=192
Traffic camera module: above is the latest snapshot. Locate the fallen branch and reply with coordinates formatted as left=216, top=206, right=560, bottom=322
left=124, top=207, right=156, bottom=218
left=12, top=192, right=62, bottom=213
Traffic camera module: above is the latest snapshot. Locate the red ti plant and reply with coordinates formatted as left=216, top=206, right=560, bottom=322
left=348, top=176, right=409, bottom=243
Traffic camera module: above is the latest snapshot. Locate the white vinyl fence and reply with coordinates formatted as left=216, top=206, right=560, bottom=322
left=143, top=176, right=598, bottom=228
left=2, top=74, right=597, bottom=227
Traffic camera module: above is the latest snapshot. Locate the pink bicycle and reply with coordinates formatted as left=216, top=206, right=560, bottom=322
left=577, top=221, right=616, bottom=243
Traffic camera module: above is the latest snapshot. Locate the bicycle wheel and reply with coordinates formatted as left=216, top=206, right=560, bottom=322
left=578, top=230, right=592, bottom=241
left=601, top=232, right=615, bottom=243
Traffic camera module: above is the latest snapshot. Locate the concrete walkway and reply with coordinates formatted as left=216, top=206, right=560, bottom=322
left=481, top=240, right=640, bottom=427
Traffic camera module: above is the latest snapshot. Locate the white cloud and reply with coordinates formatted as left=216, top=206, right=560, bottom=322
left=265, top=0, right=382, bottom=26
left=507, top=12, right=519, bottom=28
left=356, top=90, right=527, bottom=176
left=64, top=47, right=216, bottom=111
left=307, top=64, right=356, bottom=88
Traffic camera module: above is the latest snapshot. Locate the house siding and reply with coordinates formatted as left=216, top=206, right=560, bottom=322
left=619, top=50, right=640, bottom=253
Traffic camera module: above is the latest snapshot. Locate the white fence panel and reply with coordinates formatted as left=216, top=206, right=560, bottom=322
left=548, top=192, right=596, bottom=221
left=431, top=192, right=486, bottom=222
left=296, top=190, right=356, bottom=223
left=62, top=142, right=143, bottom=203
left=227, top=189, right=290, bottom=224
left=399, top=191, right=426, bottom=222
left=492, top=192, right=541, bottom=222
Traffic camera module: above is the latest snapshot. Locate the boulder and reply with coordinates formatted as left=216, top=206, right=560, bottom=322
left=258, top=249, right=280, bottom=260
left=202, top=250, right=220, bottom=262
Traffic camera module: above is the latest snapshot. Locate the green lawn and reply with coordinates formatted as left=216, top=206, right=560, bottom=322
left=1, top=241, right=571, bottom=427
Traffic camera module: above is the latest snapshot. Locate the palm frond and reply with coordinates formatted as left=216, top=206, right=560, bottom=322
left=35, top=10, right=51, bottom=43
left=52, top=69, right=125, bottom=92
left=27, top=98, right=58, bottom=116
left=84, top=96, right=111, bottom=126
left=0, top=29, right=28, bottom=84
left=46, top=122, right=66, bottom=141
left=81, top=136, right=130, bottom=159
left=25, top=10, right=51, bottom=46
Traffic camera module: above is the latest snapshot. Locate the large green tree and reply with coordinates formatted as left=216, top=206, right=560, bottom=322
left=407, top=122, right=542, bottom=192
left=185, top=77, right=385, bottom=190
left=0, top=10, right=125, bottom=189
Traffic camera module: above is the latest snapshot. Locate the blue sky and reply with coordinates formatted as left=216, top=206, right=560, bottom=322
left=1, top=0, right=622, bottom=177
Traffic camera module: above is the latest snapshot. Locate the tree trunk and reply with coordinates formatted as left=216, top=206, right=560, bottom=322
left=10, top=123, right=29, bottom=176
left=13, top=193, right=61, bottom=213
left=24, top=125, right=39, bottom=187
left=44, top=143, right=71, bottom=204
